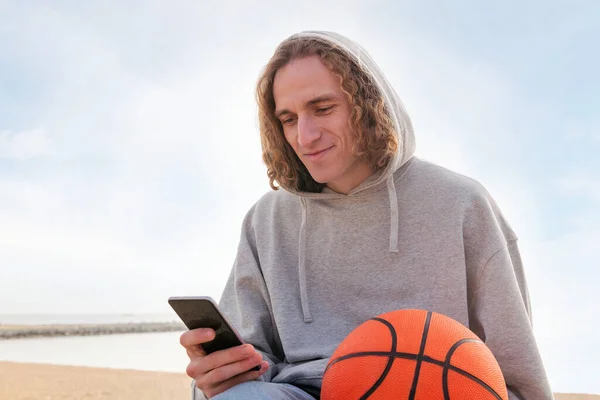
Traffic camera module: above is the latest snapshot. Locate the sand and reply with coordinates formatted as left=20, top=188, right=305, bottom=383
left=0, top=361, right=596, bottom=399
left=0, top=362, right=191, bottom=400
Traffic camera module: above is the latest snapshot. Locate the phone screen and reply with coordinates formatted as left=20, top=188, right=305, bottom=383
left=168, top=296, right=246, bottom=355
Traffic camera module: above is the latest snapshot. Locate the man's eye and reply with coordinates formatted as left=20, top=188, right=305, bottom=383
left=316, top=106, right=333, bottom=114
left=282, top=117, right=296, bottom=125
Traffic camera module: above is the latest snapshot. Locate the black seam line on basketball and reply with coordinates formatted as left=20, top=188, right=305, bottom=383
left=325, top=350, right=504, bottom=399
left=325, top=351, right=419, bottom=372
left=326, top=350, right=503, bottom=395
left=358, top=317, right=397, bottom=400
left=442, top=338, right=504, bottom=400
left=409, top=311, right=432, bottom=400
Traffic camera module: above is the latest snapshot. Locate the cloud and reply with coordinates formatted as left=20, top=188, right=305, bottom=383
left=0, top=129, right=52, bottom=160
left=0, top=3, right=281, bottom=314
left=558, top=174, right=600, bottom=202
left=525, top=171, right=600, bottom=393
left=0, top=175, right=244, bottom=313
left=564, top=117, right=600, bottom=147
left=532, top=227, right=600, bottom=393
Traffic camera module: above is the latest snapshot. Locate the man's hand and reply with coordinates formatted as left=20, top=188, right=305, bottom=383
left=180, top=328, right=269, bottom=398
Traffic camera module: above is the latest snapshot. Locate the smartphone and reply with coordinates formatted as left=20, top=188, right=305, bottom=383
left=168, top=296, right=259, bottom=370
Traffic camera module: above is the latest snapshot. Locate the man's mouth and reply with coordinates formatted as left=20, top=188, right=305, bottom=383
left=304, top=146, right=334, bottom=161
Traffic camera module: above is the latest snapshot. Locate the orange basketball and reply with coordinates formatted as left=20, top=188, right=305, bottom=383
left=322, top=309, right=508, bottom=400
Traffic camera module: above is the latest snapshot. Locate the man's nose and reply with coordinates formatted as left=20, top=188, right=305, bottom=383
left=297, top=115, right=321, bottom=148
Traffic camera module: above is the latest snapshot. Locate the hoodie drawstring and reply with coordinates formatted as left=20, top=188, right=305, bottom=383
left=387, top=176, right=399, bottom=253
left=298, top=180, right=399, bottom=323
left=298, top=197, right=313, bottom=322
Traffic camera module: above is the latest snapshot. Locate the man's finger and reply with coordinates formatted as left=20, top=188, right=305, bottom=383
left=201, top=351, right=263, bottom=384
left=199, top=344, right=256, bottom=375
left=186, top=344, right=206, bottom=360
left=180, top=328, right=216, bottom=349
left=201, top=361, right=269, bottom=398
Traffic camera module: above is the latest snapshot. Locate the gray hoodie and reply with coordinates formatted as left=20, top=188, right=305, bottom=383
left=193, top=31, right=553, bottom=399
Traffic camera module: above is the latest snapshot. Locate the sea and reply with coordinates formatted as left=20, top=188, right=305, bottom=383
left=0, top=314, right=189, bottom=373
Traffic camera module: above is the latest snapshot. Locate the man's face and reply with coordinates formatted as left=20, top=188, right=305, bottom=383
left=273, top=55, right=373, bottom=194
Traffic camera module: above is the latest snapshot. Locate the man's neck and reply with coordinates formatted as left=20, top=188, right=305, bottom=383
left=325, top=162, right=375, bottom=194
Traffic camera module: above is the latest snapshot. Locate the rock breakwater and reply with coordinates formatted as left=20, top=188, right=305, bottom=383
left=0, top=321, right=187, bottom=339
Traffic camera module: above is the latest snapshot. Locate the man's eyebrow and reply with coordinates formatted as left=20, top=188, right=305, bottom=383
left=275, top=93, right=341, bottom=118
left=305, top=93, right=340, bottom=107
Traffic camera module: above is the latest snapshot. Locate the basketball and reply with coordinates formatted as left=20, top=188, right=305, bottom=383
left=321, top=309, right=508, bottom=399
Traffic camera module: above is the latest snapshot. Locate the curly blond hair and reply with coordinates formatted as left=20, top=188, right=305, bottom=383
left=256, top=36, right=398, bottom=193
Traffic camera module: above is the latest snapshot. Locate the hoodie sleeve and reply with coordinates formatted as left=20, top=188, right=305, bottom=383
left=191, top=206, right=285, bottom=399
left=218, top=216, right=285, bottom=374
left=468, top=239, right=554, bottom=400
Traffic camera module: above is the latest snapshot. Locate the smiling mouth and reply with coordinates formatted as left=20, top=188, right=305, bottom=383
left=304, top=146, right=334, bottom=157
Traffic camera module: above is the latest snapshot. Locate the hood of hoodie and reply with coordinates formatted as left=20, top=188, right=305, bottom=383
left=283, top=30, right=416, bottom=199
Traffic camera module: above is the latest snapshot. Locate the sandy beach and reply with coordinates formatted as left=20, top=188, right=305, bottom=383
left=0, top=362, right=191, bottom=400
left=0, top=361, right=596, bottom=399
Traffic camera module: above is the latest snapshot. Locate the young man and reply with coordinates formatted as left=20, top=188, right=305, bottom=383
left=181, top=31, right=554, bottom=400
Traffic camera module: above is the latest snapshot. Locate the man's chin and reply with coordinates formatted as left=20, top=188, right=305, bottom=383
left=306, top=171, right=330, bottom=185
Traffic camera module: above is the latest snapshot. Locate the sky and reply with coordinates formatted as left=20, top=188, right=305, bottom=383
left=1, top=0, right=599, bottom=394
